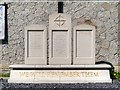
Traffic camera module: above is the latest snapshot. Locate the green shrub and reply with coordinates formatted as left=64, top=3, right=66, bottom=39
left=112, top=72, right=120, bottom=80
left=0, top=73, right=10, bottom=77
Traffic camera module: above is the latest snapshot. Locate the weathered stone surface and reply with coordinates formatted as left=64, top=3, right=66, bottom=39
left=101, top=40, right=110, bottom=49
left=99, top=48, right=109, bottom=56
left=109, top=41, right=118, bottom=55
left=101, top=2, right=110, bottom=10
left=100, top=33, right=106, bottom=40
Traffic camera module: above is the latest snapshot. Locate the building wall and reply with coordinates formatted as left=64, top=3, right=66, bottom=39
left=0, top=2, right=119, bottom=67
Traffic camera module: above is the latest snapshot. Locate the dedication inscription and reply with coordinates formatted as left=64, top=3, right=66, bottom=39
left=77, top=30, right=92, bottom=57
left=19, top=71, right=99, bottom=78
left=28, top=30, right=43, bottom=57
left=53, top=31, right=68, bottom=57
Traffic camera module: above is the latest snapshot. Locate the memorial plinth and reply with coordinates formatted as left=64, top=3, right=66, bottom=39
left=8, top=64, right=112, bottom=83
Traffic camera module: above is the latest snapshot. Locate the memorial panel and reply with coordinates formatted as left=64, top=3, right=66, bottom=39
left=49, top=13, right=71, bottom=64
left=25, top=25, right=47, bottom=64
left=76, top=30, right=92, bottom=57
left=73, top=24, right=95, bottom=64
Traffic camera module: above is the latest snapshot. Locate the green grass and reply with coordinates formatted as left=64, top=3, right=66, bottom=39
left=0, top=73, right=10, bottom=77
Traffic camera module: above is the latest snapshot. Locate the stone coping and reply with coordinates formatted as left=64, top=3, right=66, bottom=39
left=9, top=64, right=111, bottom=69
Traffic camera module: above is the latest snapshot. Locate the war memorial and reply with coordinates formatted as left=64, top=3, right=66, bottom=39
left=0, top=0, right=120, bottom=89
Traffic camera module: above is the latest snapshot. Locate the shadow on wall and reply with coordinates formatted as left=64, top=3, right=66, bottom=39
left=118, top=2, right=120, bottom=71
left=2, top=3, right=8, bottom=44
left=0, top=41, right=2, bottom=44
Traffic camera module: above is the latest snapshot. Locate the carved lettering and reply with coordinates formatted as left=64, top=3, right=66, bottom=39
left=19, top=71, right=99, bottom=78
left=94, top=72, right=99, bottom=77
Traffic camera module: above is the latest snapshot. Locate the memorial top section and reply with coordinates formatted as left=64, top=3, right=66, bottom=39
left=49, top=13, right=71, bottom=29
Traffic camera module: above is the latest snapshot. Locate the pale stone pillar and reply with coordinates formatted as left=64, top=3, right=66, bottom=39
left=49, top=13, right=71, bottom=64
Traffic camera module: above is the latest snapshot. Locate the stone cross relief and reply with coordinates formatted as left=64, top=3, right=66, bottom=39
left=54, top=15, right=66, bottom=27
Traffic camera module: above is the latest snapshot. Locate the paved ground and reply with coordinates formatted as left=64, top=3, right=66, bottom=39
left=0, top=79, right=120, bottom=90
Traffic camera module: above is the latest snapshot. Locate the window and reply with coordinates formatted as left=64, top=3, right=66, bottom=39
left=0, top=5, right=5, bottom=40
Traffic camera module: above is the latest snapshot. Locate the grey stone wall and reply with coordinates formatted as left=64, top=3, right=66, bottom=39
left=0, top=2, right=119, bottom=66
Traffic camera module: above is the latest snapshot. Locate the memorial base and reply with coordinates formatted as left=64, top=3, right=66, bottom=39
left=8, top=65, right=112, bottom=83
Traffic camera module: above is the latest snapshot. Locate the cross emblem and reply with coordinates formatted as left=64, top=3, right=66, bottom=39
left=54, top=15, right=66, bottom=27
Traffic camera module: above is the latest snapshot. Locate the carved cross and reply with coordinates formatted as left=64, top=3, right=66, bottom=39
left=54, top=15, right=66, bottom=27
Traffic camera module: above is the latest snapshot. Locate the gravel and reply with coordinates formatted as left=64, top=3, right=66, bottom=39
left=0, top=79, right=120, bottom=90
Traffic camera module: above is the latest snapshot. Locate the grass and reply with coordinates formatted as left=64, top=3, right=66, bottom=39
left=0, top=73, right=10, bottom=77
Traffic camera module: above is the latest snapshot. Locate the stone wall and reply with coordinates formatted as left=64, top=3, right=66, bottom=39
left=0, top=2, right=119, bottom=67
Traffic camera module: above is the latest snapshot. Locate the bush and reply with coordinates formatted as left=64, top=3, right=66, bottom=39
left=112, top=72, right=120, bottom=80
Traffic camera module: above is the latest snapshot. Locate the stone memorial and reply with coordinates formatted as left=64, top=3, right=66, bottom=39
left=8, top=2, right=112, bottom=83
